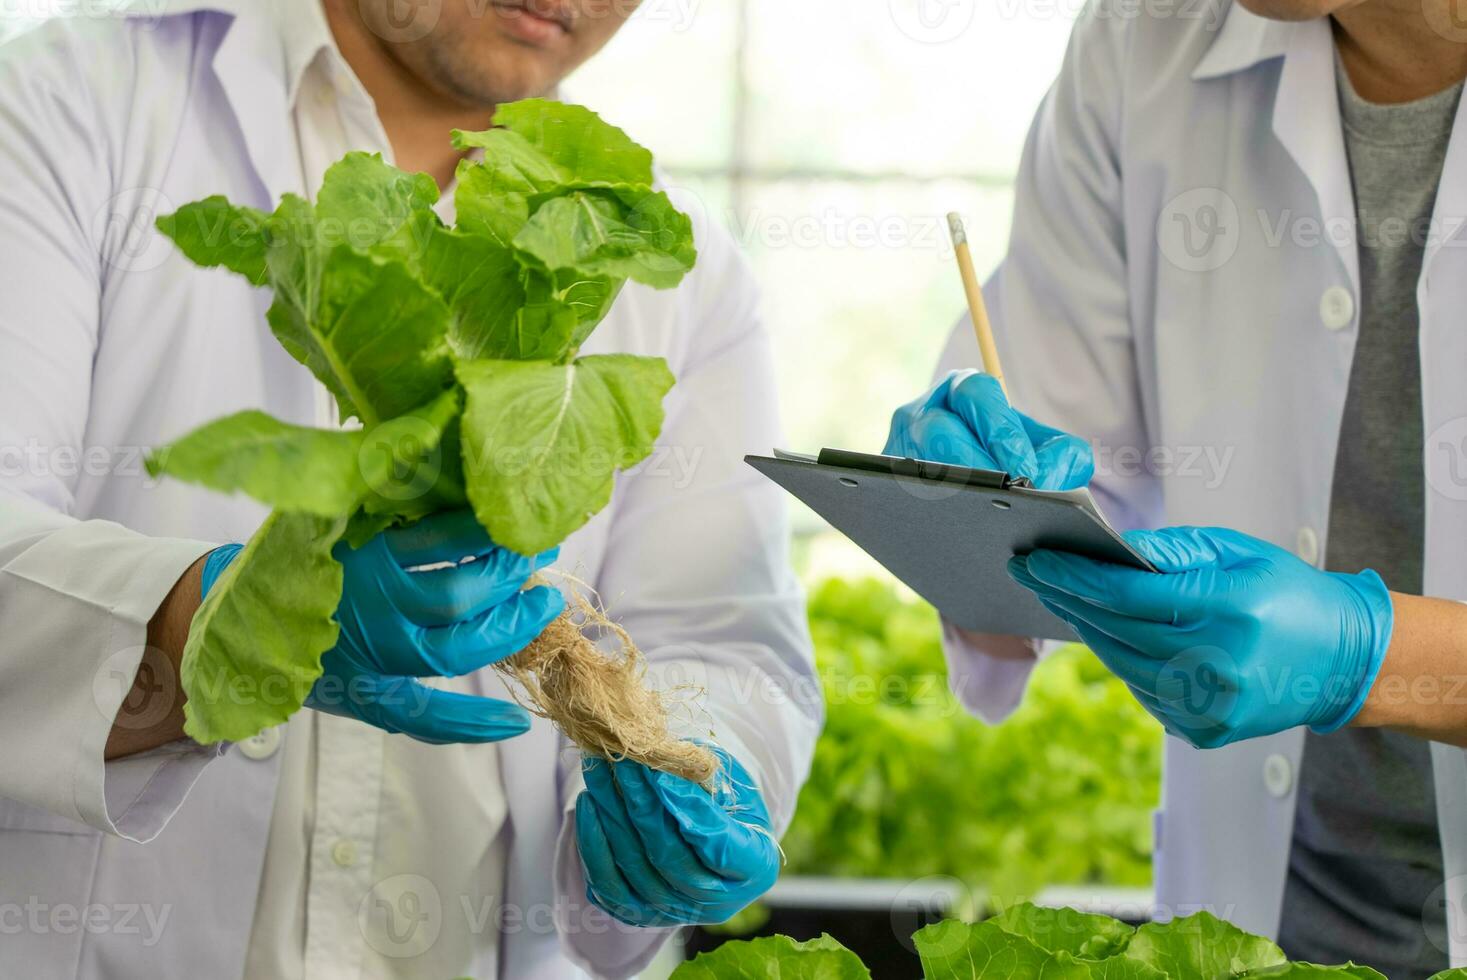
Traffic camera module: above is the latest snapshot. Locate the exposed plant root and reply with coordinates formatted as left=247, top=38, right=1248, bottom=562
left=493, top=580, right=720, bottom=786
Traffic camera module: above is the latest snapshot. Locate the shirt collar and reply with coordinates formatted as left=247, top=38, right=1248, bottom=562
left=134, top=0, right=336, bottom=106
left=1191, top=1, right=1296, bottom=81
left=131, top=0, right=332, bottom=204
left=279, top=0, right=338, bottom=109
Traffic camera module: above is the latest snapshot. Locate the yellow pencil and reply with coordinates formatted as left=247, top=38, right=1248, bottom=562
left=947, top=212, right=1008, bottom=399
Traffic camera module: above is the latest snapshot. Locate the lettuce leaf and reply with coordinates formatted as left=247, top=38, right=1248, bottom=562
left=180, top=511, right=347, bottom=744
left=1092, top=960, right=1172, bottom=980
left=264, top=221, right=453, bottom=425
left=492, top=98, right=655, bottom=187
left=914, top=919, right=1095, bottom=979
left=156, top=195, right=271, bottom=285
left=355, top=387, right=465, bottom=512
left=1244, top=966, right=1387, bottom=979
left=417, top=230, right=531, bottom=358
left=161, top=159, right=455, bottom=427
left=451, top=129, right=565, bottom=245
left=991, top=904, right=1135, bottom=960
left=148, top=387, right=462, bottom=519
left=1121, top=913, right=1286, bottom=978
left=671, top=934, right=870, bottom=980
left=145, top=412, right=368, bottom=516
left=452, top=100, right=696, bottom=310
left=456, top=354, right=673, bottom=554
left=513, top=190, right=696, bottom=289
left=559, top=271, right=624, bottom=341
left=313, top=151, right=439, bottom=239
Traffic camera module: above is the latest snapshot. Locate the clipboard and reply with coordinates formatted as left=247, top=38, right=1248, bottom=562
left=746, top=448, right=1156, bottom=641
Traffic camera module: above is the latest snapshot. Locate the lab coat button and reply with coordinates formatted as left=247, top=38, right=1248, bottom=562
left=1296, top=526, right=1320, bottom=565
left=1320, top=287, right=1355, bottom=330
left=238, top=726, right=281, bottom=761
left=331, top=839, right=358, bottom=868
left=1263, top=754, right=1293, bottom=798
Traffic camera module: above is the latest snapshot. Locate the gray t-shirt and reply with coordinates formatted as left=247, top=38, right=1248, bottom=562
left=1275, top=53, right=1463, bottom=977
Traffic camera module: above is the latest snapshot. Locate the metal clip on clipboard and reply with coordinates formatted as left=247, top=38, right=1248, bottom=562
left=809, top=448, right=1034, bottom=490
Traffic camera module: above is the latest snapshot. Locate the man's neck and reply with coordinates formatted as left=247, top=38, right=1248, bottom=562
left=1333, top=0, right=1467, bottom=104
left=322, top=0, right=494, bottom=188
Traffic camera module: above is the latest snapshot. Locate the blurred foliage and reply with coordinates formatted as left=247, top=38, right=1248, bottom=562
left=701, top=901, right=773, bottom=938
left=782, top=577, right=1163, bottom=903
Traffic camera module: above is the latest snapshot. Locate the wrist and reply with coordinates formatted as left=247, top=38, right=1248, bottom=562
left=1310, top=569, right=1394, bottom=734
left=1351, top=593, right=1467, bottom=735
left=106, top=551, right=209, bottom=760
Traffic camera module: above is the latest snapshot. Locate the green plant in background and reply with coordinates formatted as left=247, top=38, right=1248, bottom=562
left=783, top=577, right=1162, bottom=903
left=674, top=905, right=1467, bottom=979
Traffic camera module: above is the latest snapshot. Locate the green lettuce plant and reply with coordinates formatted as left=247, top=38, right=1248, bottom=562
left=783, top=577, right=1162, bottom=902
left=147, top=99, right=696, bottom=746
left=674, top=905, right=1465, bottom=979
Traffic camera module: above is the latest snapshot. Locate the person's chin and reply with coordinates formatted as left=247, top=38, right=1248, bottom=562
left=488, top=57, right=560, bottom=103
left=442, top=43, right=561, bottom=107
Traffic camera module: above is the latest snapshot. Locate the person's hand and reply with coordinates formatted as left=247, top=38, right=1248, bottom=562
left=1007, top=526, right=1394, bottom=747
left=575, top=745, right=779, bottom=927
left=885, top=370, right=1093, bottom=491
left=201, top=510, right=564, bottom=744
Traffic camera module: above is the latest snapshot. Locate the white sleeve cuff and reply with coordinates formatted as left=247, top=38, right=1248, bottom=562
left=0, top=505, right=220, bottom=838
left=98, top=739, right=227, bottom=842
left=940, top=618, right=1043, bottom=724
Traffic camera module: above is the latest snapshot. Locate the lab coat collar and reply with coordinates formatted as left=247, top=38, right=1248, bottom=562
left=1268, top=15, right=1360, bottom=296
left=211, top=3, right=300, bottom=207
left=137, top=0, right=327, bottom=206
left=279, top=0, right=339, bottom=109
left=1194, top=3, right=1467, bottom=270
left=1191, top=2, right=1292, bottom=80
left=1194, top=5, right=1360, bottom=295
left=1427, top=109, right=1467, bottom=265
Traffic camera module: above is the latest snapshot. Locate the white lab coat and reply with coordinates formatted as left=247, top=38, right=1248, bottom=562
left=942, top=0, right=1467, bottom=960
left=0, top=4, right=819, bottom=978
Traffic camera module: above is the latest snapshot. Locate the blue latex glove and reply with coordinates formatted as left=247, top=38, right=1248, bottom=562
left=200, top=510, right=564, bottom=744
left=1008, top=526, right=1394, bottom=748
left=199, top=543, right=243, bottom=599
left=885, top=369, right=1093, bottom=491
left=575, top=745, right=779, bottom=927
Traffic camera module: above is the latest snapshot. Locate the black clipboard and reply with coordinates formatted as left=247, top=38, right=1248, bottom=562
left=746, top=449, right=1156, bottom=641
